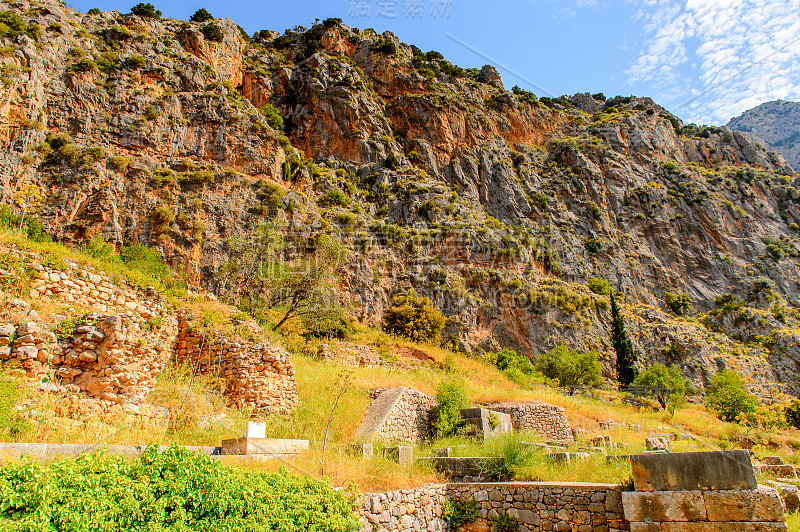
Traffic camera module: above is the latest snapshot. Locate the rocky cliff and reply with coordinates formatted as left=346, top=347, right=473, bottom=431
left=728, top=100, right=800, bottom=174
left=1, top=0, right=799, bottom=397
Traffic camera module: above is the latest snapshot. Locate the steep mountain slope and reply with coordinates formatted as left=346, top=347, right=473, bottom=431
left=1, top=0, right=800, bottom=397
left=728, top=100, right=800, bottom=172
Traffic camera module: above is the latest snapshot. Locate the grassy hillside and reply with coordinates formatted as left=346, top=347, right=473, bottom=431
left=1, top=224, right=799, bottom=495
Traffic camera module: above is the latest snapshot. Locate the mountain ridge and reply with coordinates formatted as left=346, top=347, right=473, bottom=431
left=0, top=0, right=799, bottom=398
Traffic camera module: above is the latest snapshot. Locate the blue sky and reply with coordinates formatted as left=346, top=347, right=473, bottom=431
left=65, top=0, right=800, bottom=126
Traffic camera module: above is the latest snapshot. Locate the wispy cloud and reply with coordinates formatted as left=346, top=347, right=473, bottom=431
left=626, top=0, right=800, bottom=124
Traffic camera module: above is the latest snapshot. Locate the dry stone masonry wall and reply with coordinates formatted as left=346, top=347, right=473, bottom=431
left=0, top=246, right=299, bottom=418
left=483, top=402, right=574, bottom=442
left=359, top=482, right=627, bottom=532
left=174, top=315, right=298, bottom=413
left=359, top=485, right=449, bottom=532
left=357, top=387, right=437, bottom=443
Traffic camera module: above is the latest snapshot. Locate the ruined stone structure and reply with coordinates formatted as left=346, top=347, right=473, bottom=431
left=356, top=387, right=437, bottom=443
left=624, top=451, right=788, bottom=532
left=483, top=402, right=574, bottom=442
left=173, top=315, right=298, bottom=413
left=0, top=246, right=299, bottom=417
left=359, top=482, right=626, bottom=532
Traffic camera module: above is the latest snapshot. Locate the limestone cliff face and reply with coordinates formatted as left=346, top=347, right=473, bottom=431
left=728, top=100, right=800, bottom=173
left=1, top=0, right=799, bottom=397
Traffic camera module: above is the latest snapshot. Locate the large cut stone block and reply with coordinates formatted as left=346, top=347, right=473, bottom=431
left=630, top=524, right=662, bottom=532
left=704, top=486, right=786, bottom=522
left=221, top=438, right=309, bottom=456
left=384, top=445, right=413, bottom=465
left=630, top=450, right=756, bottom=491
left=461, top=408, right=512, bottom=440
left=622, top=490, right=706, bottom=522
left=659, top=523, right=787, bottom=532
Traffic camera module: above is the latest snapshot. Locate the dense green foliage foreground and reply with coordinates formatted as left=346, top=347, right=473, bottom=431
left=0, top=446, right=359, bottom=532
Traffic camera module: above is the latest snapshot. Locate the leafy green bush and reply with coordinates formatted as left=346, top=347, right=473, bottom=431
left=201, top=23, right=224, bottom=43
left=190, top=8, right=213, bottom=22
left=127, top=55, right=146, bottom=69
left=587, top=278, right=611, bottom=296
left=382, top=291, right=446, bottom=344
left=433, top=377, right=469, bottom=438
left=664, top=292, right=692, bottom=316
left=260, top=103, right=284, bottom=131
left=0, top=445, right=359, bottom=531
left=787, top=398, right=800, bottom=429
left=130, top=3, right=161, bottom=18
left=87, top=8, right=102, bottom=15
left=533, top=342, right=603, bottom=393
left=633, top=363, right=686, bottom=410
left=318, top=189, right=350, bottom=208
left=441, top=499, right=478, bottom=531
left=384, top=153, right=400, bottom=170
left=0, top=205, right=51, bottom=242
left=71, top=58, right=97, bottom=73
left=704, top=369, right=758, bottom=422
left=0, top=11, right=39, bottom=40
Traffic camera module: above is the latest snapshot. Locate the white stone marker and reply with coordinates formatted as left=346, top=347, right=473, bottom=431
left=243, top=421, right=266, bottom=439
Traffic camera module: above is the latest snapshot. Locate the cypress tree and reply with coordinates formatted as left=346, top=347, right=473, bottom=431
left=610, top=290, right=637, bottom=386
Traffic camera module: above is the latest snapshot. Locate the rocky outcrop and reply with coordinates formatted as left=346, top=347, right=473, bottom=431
left=728, top=100, right=800, bottom=172
left=1, top=0, right=799, bottom=397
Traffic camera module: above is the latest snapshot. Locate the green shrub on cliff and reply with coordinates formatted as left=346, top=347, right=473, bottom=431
left=382, top=291, right=446, bottom=344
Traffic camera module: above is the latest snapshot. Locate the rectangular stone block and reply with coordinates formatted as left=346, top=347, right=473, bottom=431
left=348, top=443, right=373, bottom=459
left=704, top=486, right=785, bottom=522
left=243, top=421, right=266, bottom=439
left=630, top=524, right=662, bottom=532
left=221, top=438, right=308, bottom=456
left=384, top=445, right=413, bottom=465
left=660, top=523, right=787, bottom=532
left=622, top=490, right=706, bottom=522
left=631, top=450, right=756, bottom=491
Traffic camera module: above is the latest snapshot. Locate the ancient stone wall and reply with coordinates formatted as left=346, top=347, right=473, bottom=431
left=1, top=246, right=299, bottom=417
left=1, top=313, right=177, bottom=404
left=357, top=387, right=437, bottom=443
left=622, top=487, right=788, bottom=531
left=483, top=402, right=573, bottom=442
left=359, top=485, right=449, bottom=532
left=173, top=315, right=298, bottom=413
left=28, top=260, right=165, bottom=318
left=358, top=482, right=627, bottom=532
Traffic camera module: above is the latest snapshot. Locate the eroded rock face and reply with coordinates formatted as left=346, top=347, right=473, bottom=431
left=1, top=0, right=799, bottom=397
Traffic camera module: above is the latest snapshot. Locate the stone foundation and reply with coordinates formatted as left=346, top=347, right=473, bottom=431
left=359, top=482, right=627, bottom=532
left=173, top=315, right=299, bottom=413
left=482, top=402, right=574, bottom=442
left=357, top=387, right=436, bottom=443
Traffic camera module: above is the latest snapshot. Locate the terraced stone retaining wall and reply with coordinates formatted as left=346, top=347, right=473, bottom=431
left=359, top=482, right=626, bottom=532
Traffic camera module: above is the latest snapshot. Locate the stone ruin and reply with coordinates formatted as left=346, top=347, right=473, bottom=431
left=359, top=450, right=790, bottom=532
left=0, top=248, right=299, bottom=422
left=355, top=388, right=576, bottom=446
left=482, top=401, right=574, bottom=443
left=624, top=450, right=788, bottom=531
left=356, top=387, right=436, bottom=443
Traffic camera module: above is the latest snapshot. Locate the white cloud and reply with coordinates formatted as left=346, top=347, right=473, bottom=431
left=626, top=0, right=800, bottom=124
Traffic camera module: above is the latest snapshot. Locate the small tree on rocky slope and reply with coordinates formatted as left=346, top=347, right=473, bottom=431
left=610, top=290, right=637, bottom=386
left=221, top=221, right=347, bottom=331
